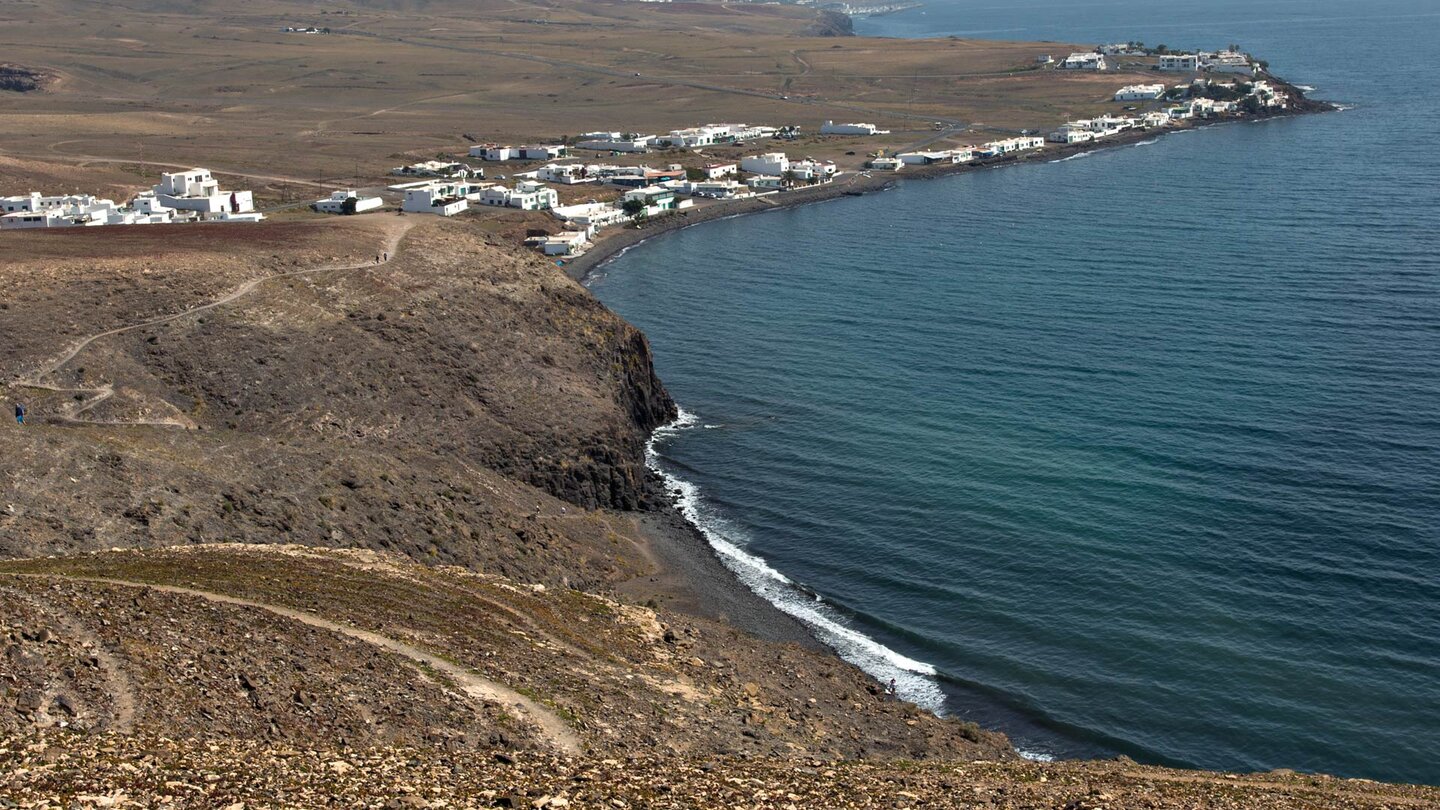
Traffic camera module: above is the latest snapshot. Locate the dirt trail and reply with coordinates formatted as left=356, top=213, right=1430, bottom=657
left=9, top=573, right=583, bottom=755
left=11, top=218, right=415, bottom=429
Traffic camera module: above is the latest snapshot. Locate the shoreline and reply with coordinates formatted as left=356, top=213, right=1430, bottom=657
left=564, top=94, right=1331, bottom=286
left=587, top=90, right=1334, bottom=751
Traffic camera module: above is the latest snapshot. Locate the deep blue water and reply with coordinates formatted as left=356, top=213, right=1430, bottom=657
left=589, top=0, right=1440, bottom=785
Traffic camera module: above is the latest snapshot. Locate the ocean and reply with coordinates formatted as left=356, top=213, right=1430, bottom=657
left=588, top=0, right=1440, bottom=785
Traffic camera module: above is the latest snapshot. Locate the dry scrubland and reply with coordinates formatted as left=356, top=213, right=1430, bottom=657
left=0, top=0, right=1128, bottom=196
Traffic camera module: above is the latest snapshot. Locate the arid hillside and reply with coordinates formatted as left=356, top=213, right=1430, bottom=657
left=2, top=546, right=1436, bottom=808
left=1, top=216, right=672, bottom=586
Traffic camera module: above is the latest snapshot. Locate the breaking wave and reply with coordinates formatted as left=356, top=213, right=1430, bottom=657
left=646, top=408, right=949, bottom=713
left=1050, top=150, right=1095, bottom=163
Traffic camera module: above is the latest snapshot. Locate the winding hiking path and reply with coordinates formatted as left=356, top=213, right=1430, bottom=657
left=13, top=219, right=415, bottom=428
left=7, top=572, right=583, bottom=755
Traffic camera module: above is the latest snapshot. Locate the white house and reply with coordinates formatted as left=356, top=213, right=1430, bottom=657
left=1115, top=83, right=1166, bottom=101
left=391, top=160, right=473, bottom=178
left=653, top=126, right=722, bottom=148
left=401, top=182, right=470, bottom=216
left=537, top=230, right=590, bottom=257
left=740, top=152, right=789, bottom=176
left=978, top=137, right=1045, bottom=157
left=683, top=179, right=750, bottom=199
left=314, top=190, right=384, bottom=215
left=621, top=186, right=679, bottom=217
left=1047, top=129, right=1095, bottom=144
left=0, top=195, right=122, bottom=229
left=479, top=181, right=558, bottom=210
left=788, top=159, right=838, bottom=183
left=575, top=132, right=654, bottom=153
left=528, top=164, right=592, bottom=184
left=471, top=145, right=518, bottom=161
left=898, top=151, right=949, bottom=166
left=820, top=120, right=891, bottom=136
left=1167, top=103, right=1196, bottom=120
left=521, top=145, right=566, bottom=160
left=1141, top=111, right=1172, bottom=128
left=1060, top=52, right=1108, bottom=70
left=867, top=156, right=903, bottom=171
left=509, top=181, right=558, bottom=210
left=126, top=193, right=178, bottom=224
left=153, top=169, right=257, bottom=219
left=745, top=175, right=784, bottom=191
left=1159, top=54, right=1201, bottom=72
left=550, top=201, right=629, bottom=230
left=701, top=163, right=737, bottom=180
left=1202, top=50, right=1256, bottom=75
left=1, top=172, right=260, bottom=230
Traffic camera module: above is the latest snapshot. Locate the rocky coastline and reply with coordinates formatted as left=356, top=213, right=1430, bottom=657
left=572, top=81, right=1338, bottom=748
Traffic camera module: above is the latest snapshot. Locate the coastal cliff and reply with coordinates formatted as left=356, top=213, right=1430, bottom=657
left=0, top=219, right=672, bottom=585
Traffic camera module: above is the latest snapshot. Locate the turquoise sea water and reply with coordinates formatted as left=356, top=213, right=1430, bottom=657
left=589, top=0, right=1440, bottom=784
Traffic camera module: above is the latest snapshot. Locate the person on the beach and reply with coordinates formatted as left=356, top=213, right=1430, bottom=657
left=14, top=403, right=26, bottom=425
left=886, top=678, right=897, bottom=697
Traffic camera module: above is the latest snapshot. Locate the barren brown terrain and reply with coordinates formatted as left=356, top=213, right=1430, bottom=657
left=0, top=0, right=1139, bottom=200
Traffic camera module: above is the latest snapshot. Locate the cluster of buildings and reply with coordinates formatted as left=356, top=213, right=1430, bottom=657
left=1047, top=115, right=1155, bottom=144
left=1058, top=47, right=1260, bottom=76
left=1159, top=50, right=1258, bottom=75
left=565, top=123, right=783, bottom=154
left=1, top=168, right=261, bottom=230
left=394, top=177, right=561, bottom=217
left=1055, top=79, right=1289, bottom=143
left=523, top=149, right=847, bottom=258
left=874, top=136, right=1045, bottom=170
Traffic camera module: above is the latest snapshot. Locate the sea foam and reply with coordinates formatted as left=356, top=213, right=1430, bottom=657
left=647, top=408, right=950, bottom=713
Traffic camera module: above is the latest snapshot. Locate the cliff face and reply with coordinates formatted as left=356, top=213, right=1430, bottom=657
left=806, top=10, right=855, bottom=37
left=0, top=219, right=672, bottom=587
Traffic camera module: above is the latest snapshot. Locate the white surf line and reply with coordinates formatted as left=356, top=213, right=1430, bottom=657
left=645, top=408, right=949, bottom=714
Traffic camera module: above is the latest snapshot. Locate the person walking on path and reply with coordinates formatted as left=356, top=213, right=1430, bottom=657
left=14, top=403, right=26, bottom=425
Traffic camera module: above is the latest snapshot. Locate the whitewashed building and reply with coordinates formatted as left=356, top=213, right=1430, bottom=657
left=1159, top=54, right=1201, bottom=72
left=1115, top=84, right=1166, bottom=101
left=154, top=169, right=259, bottom=220
left=740, top=152, right=790, bottom=176
left=538, top=230, right=590, bottom=257
left=1060, top=52, right=1108, bottom=70
left=401, top=182, right=470, bottom=216
left=702, top=163, right=737, bottom=180
left=820, top=120, right=891, bottom=136
left=574, top=132, right=654, bottom=153
left=314, top=190, right=384, bottom=215
left=391, top=160, right=473, bottom=178
left=550, top=201, right=629, bottom=230
left=621, top=186, right=679, bottom=217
